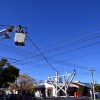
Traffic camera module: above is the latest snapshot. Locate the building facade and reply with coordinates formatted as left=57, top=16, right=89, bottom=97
left=35, top=81, right=92, bottom=98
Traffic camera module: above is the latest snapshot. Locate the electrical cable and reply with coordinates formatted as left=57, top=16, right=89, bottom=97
left=0, top=43, right=34, bottom=56
left=12, top=50, right=100, bottom=81
left=2, top=49, right=100, bottom=76
left=0, top=24, right=100, bottom=76
left=27, top=36, right=60, bottom=74
left=1, top=33, right=99, bottom=69
left=21, top=31, right=100, bottom=61
left=0, top=29, right=100, bottom=62
left=2, top=24, right=100, bottom=59
left=49, top=41, right=100, bottom=58
left=42, top=31, right=100, bottom=54
left=0, top=24, right=100, bottom=60
left=20, top=40, right=100, bottom=65
left=40, top=24, right=100, bottom=49
left=19, top=31, right=100, bottom=61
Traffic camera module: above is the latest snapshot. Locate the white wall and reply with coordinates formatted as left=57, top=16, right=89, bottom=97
left=35, top=90, right=41, bottom=97
left=45, top=83, right=56, bottom=97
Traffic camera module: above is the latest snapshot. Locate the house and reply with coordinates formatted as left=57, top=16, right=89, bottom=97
left=35, top=81, right=92, bottom=98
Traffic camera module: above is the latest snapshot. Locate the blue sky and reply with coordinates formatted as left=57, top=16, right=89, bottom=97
left=0, top=0, right=100, bottom=83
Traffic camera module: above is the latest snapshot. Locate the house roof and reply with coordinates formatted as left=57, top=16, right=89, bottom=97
left=35, top=84, right=45, bottom=89
left=72, top=82, right=92, bottom=88
left=35, top=81, right=92, bottom=89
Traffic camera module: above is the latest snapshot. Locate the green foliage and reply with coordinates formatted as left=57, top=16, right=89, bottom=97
left=95, top=84, right=100, bottom=92
left=0, top=58, right=19, bottom=88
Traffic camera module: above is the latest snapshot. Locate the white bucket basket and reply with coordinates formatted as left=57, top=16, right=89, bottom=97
left=14, top=32, right=26, bottom=46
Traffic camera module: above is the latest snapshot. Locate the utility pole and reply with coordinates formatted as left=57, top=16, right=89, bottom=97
left=89, top=67, right=95, bottom=100
left=55, top=72, right=58, bottom=97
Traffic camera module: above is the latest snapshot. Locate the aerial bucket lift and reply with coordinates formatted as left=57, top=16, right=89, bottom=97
left=0, top=25, right=27, bottom=46
left=14, top=32, right=26, bottom=46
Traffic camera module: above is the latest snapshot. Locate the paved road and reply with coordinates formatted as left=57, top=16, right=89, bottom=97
left=0, top=96, right=90, bottom=100
left=24, top=97, right=90, bottom=100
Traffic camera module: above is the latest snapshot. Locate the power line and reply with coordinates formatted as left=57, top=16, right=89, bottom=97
left=27, top=36, right=60, bottom=74
left=0, top=25, right=100, bottom=71
left=25, top=24, right=100, bottom=57
left=42, top=31, right=100, bottom=54
left=6, top=38, right=100, bottom=72
left=0, top=24, right=99, bottom=59
left=22, top=31, right=100, bottom=61
left=19, top=24, right=100, bottom=60
left=6, top=47, right=99, bottom=79
left=0, top=43, right=34, bottom=56
left=1, top=49, right=100, bottom=76
left=20, top=58, right=100, bottom=80
left=4, top=50, right=100, bottom=67
left=40, top=24, right=100, bottom=49
left=49, top=41, right=100, bottom=58
left=0, top=24, right=100, bottom=81
left=0, top=55, right=21, bottom=62
left=19, top=56, right=100, bottom=81
left=0, top=30, right=100, bottom=62
left=21, top=40, right=100, bottom=65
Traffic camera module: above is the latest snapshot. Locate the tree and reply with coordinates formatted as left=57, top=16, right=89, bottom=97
left=0, top=58, right=19, bottom=88
left=95, top=84, right=100, bottom=92
left=16, top=74, right=35, bottom=95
